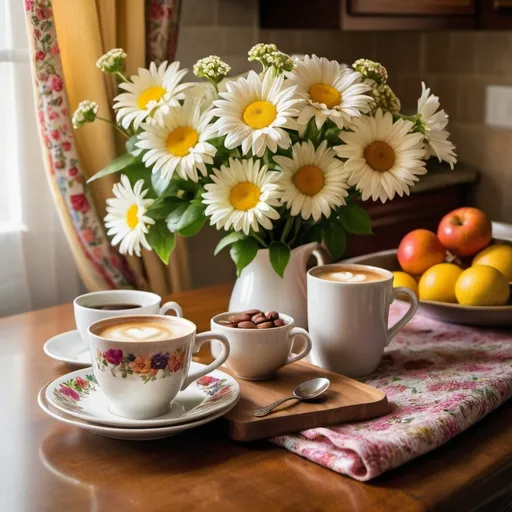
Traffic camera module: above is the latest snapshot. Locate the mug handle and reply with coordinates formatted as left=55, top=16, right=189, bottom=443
left=180, top=332, right=230, bottom=391
left=386, top=287, right=418, bottom=346
left=312, top=246, right=331, bottom=266
left=286, top=327, right=313, bottom=365
left=159, top=301, right=183, bottom=317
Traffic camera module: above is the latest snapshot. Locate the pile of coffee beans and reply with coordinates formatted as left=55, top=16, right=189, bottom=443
left=218, top=309, right=286, bottom=329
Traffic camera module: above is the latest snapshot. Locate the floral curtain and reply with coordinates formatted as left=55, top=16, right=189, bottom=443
left=24, top=0, right=189, bottom=293
left=24, top=0, right=135, bottom=291
left=146, top=0, right=182, bottom=66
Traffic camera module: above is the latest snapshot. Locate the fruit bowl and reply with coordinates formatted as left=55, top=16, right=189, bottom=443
left=343, top=240, right=512, bottom=328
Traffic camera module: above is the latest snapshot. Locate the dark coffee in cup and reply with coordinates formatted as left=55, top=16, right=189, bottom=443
left=88, top=303, right=141, bottom=311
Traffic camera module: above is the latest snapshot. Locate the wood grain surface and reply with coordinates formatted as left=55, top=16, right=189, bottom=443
left=222, top=361, right=389, bottom=441
left=1, top=282, right=511, bottom=511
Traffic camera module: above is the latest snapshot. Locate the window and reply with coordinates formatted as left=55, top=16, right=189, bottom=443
left=0, top=0, right=27, bottom=231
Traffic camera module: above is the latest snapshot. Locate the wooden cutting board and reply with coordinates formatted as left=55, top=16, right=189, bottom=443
left=221, top=361, right=389, bottom=441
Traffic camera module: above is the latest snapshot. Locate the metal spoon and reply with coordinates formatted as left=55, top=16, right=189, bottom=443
left=253, top=378, right=331, bottom=417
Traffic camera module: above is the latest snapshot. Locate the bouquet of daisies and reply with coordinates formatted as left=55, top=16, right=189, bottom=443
left=74, top=44, right=456, bottom=276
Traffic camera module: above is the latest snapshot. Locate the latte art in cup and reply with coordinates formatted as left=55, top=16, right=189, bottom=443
left=97, top=320, right=189, bottom=342
left=314, top=265, right=387, bottom=283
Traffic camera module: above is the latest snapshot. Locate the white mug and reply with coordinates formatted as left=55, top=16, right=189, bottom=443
left=307, top=264, right=418, bottom=378
left=211, top=312, right=312, bottom=380
left=88, top=314, right=230, bottom=420
left=74, top=290, right=182, bottom=347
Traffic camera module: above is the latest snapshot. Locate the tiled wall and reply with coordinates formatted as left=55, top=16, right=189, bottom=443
left=177, top=0, right=512, bottom=287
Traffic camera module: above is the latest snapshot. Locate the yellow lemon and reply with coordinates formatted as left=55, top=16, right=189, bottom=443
left=418, top=263, right=463, bottom=303
left=455, top=265, right=510, bottom=306
left=392, top=271, right=419, bottom=299
left=472, top=244, right=512, bottom=282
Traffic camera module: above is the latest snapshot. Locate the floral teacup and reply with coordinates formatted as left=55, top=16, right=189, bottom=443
left=88, top=314, right=230, bottom=420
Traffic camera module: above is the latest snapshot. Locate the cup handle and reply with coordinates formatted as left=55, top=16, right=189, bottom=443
left=159, top=301, right=183, bottom=317
left=180, top=332, right=230, bottom=391
left=386, top=287, right=418, bottom=346
left=286, top=327, right=312, bottom=365
left=312, top=246, right=331, bottom=266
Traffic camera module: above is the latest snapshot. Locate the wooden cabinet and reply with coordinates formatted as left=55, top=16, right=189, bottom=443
left=479, top=0, right=512, bottom=28
left=260, top=0, right=478, bottom=31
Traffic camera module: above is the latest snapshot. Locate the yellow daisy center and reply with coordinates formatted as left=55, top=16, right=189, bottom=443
left=229, top=182, right=260, bottom=211
left=364, top=141, right=396, bottom=172
left=243, top=101, right=277, bottom=129
left=309, top=83, right=341, bottom=109
left=166, top=127, right=199, bottom=157
left=126, top=204, right=139, bottom=230
left=137, top=86, right=167, bottom=110
left=293, top=166, right=325, bottom=196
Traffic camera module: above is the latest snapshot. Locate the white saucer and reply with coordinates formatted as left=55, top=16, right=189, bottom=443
left=38, top=383, right=238, bottom=440
left=43, top=330, right=91, bottom=368
left=46, top=363, right=240, bottom=428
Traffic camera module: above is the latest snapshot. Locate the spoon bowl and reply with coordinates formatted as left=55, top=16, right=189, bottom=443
left=293, top=378, right=330, bottom=400
left=253, top=377, right=331, bottom=417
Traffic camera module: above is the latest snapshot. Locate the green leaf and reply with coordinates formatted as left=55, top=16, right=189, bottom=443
left=214, top=231, right=246, bottom=256
left=323, top=219, right=347, bottom=261
left=87, top=153, right=136, bottom=183
left=230, top=237, right=258, bottom=277
left=151, top=170, right=171, bottom=197
left=166, top=202, right=205, bottom=233
left=269, top=241, right=291, bottom=278
left=339, top=203, right=373, bottom=235
left=147, top=196, right=185, bottom=220
left=178, top=216, right=206, bottom=237
left=146, top=221, right=176, bottom=264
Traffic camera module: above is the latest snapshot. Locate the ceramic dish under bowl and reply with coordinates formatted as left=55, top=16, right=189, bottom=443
left=343, top=249, right=512, bottom=327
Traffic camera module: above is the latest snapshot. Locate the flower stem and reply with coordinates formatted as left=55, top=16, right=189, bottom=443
left=251, top=232, right=268, bottom=248
left=288, top=216, right=302, bottom=247
left=280, top=215, right=293, bottom=243
left=115, top=71, right=129, bottom=82
left=96, top=116, right=129, bottom=138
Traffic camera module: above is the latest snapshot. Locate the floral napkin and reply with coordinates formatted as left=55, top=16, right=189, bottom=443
left=272, top=303, right=512, bottom=481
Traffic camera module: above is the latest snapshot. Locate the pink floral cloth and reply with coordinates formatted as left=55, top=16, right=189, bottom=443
left=272, top=303, right=512, bottom=481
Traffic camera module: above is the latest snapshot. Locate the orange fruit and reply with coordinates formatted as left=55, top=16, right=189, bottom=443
left=472, top=244, right=512, bottom=282
left=418, top=263, right=463, bottom=303
left=455, top=265, right=510, bottom=306
left=392, top=271, right=419, bottom=299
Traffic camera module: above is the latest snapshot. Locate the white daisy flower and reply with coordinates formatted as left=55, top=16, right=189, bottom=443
left=417, top=82, right=457, bottom=170
left=286, top=54, right=373, bottom=131
left=135, top=100, right=217, bottom=182
left=113, top=61, right=191, bottom=130
left=104, top=175, right=155, bottom=257
left=334, top=109, right=426, bottom=203
left=273, top=140, right=349, bottom=221
left=211, top=70, right=299, bottom=157
left=202, top=158, right=281, bottom=235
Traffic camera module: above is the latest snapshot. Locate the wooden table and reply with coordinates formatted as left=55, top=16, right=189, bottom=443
left=1, top=283, right=511, bottom=512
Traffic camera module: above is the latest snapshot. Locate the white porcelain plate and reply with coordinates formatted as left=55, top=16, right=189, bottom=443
left=43, top=330, right=91, bottom=368
left=38, top=384, right=238, bottom=440
left=46, top=363, right=240, bottom=428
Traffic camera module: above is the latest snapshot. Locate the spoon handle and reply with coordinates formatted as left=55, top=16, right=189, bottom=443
left=253, top=395, right=297, bottom=417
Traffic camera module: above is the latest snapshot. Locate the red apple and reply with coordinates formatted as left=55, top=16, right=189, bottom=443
left=397, top=229, right=446, bottom=275
left=437, top=207, right=492, bottom=257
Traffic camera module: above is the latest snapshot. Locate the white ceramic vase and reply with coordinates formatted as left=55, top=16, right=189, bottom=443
left=228, top=242, right=329, bottom=328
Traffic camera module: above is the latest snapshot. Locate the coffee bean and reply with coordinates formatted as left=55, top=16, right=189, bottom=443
left=237, top=321, right=257, bottom=329
left=252, top=314, right=267, bottom=324
left=257, top=321, right=274, bottom=329
left=244, top=309, right=261, bottom=316
left=265, top=311, right=279, bottom=321
left=228, top=314, right=251, bottom=323
left=218, top=320, right=237, bottom=328
left=273, top=319, right=286, bottom=327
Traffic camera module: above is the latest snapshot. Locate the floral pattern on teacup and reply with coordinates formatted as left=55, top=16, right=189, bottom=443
left=52, top=374, right=98, bottom=412
left=185, top=375, right=235, bottom=416
left=96, top=347, right=186, bottom=383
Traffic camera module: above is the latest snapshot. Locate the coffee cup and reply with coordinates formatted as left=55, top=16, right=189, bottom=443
left=210, top=312, right=312, bottom=380
left=307, top=264, right=418, bottom=378
left=88, top=314, right=230, bottom=420
left=74, top=290, right=182, bottom=347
